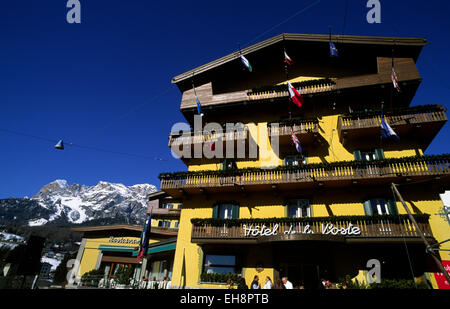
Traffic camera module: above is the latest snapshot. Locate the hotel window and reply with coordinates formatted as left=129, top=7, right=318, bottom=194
left=286, top=199, right=311, bottom=218
left=284, top=154, right=307, bottom=166
left=221, top=159, right=237, bottom=171
left=158, top=220, right=171, bottom=228
left=363, top=199, right=398, bottom=216
left=204, top=255, right=237, bottom=275
left=212, top=203, right=239, bottom=219
left=174, top=221, right=179, bottom=228
left=354, top=149, right=385, bottom=161
left=160, top=203, right=173, bottom=209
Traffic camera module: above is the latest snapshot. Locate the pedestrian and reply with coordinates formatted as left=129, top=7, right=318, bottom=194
left=251, top=275, right=261, bottom=289
left=282, top=277, right=293, bottom=289
left=226, top=278, right=234, bottom=289
left=263, top=276, right=273, bottom=289
left=274, top=279, right=286, bottom=289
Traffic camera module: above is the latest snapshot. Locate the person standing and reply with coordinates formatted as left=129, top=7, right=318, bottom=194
left=251, top=275, right=261, bottom=289
left=263, top=276, right=273, bottom=289
left=282, top=277, right=293, bottom=289
left=273, top=279, right=285, bottom=289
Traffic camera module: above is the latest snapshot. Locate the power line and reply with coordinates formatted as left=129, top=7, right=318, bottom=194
left=241, top=0, right=322, bottom=49
left=0, top=128, right=168, bottom=161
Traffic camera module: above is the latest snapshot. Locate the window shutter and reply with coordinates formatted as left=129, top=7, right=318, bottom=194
left=353, top=150, right=362, bottom=161
left=363, top=200, right=373, bottom=215
left=212, top=204, right=219, bottom=219
left=232, top=205, right=239, bottom=219
left=387, top=200, right=398, bottom=215
left=375, top=149, right=385, bottom=160
left=221, top=160, right=227, bottom=171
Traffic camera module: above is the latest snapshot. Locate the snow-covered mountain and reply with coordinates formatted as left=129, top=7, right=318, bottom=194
left=0, top=180, right=157, bottom=226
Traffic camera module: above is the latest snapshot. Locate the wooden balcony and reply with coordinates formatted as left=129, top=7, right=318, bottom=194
left=191, top=215, right=434, bottom=244
left=151, top=208, right=181, bottom=219
left=247, top=81, right=336, bottom=102
left=337, top=105, right=447, bottom=148
left=160, top=155, right=450, bottom=197
left=268, top=119, right=320, bottom=146
left=169, top=127, right=249, bottom=159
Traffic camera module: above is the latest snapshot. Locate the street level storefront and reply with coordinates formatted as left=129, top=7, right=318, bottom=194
left=167, top=189, right=449, bottom=289
left=70, top=225, right=177, bottom=287
left=178, top=214, right=441, bottom=289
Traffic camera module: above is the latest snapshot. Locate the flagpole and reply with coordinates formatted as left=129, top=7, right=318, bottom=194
left=283, top=34, right=292, bottom=121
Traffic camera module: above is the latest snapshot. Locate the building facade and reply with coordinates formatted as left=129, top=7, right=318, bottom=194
left=160, top=33, right=450, bottom=289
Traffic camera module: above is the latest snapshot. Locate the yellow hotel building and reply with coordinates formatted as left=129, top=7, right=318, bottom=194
left=159, top=33, right=450, bottom=289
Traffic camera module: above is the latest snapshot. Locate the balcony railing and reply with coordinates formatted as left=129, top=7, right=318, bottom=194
left=337, top=105, right=447, bottom=144
left=191, top=215, right=433, bottom=242
left=169, top=127, right=248, bottom=147
left=248, top=79, right=336, bottom=101
left=151, top=208, right=181, bottom=217
left=268, top=119, right=319, bottom=137
left=160, top=155, right=450, bottom=194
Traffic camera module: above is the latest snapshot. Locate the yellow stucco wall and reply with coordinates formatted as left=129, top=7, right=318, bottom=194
left=170, top=110, right=448, bottom=289
left=78, top=236, right=140, bottom=278
left=77, top=235, right=167, bottom=278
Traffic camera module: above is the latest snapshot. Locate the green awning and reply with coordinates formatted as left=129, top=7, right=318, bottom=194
left=99, top=245, right=137, bottom=253
left=131, top=241, right=176, bottom=257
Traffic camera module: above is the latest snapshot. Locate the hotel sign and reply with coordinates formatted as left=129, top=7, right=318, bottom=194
left=242, top=223, right=361, bottom=237
left=109, top=236, right=140, bottom=244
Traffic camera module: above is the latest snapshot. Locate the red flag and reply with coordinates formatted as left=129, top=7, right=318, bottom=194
left=391, top=67, right=401, bottom=92
left=287, top=81, right=303, bottom=108
left=284, top=51, right=293, bottom=65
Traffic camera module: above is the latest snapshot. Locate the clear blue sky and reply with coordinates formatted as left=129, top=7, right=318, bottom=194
left=1, top=0, right=449, bottom=198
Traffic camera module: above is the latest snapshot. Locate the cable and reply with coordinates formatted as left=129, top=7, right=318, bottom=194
left=342, top=0, right=349, bottom=36
left=0, top=128, right=168, bottom=161
left=240, top=0, right=322, bottom=49
left=98, top=86, right=173, bottom=133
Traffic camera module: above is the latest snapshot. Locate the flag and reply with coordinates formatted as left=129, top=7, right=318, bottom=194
left=284, top=51, right=293, bottom=65
left=329, top=41, right=339, bottom=57
left=137, top=211, right=152, bottom=262
left=291, top=131, right=302, bottom=153
left=391, top=61, right=401, bottom=92
left=381, top=115, right=400, bottom=142
left=287, top=81, right=303, bottom=108
left=240, top=55, right=252, bottom=72
left=196, top=98, right=204, bottom=116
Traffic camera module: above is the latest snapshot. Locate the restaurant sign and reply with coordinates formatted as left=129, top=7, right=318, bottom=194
left=109, top=236, right=140, bottom=244
left=243, top=222, right=361, bottom=237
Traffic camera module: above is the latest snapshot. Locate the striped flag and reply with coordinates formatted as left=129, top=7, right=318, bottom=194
left=284, top=51, right=293, bottom=65
left=137, top=211, right=152, bottom=262
left=291, top=131, right=302, bottom=153
left=381, top=115, right=400, bottom=142
left=391, top=59, right=401, bottom=92
left=240, top=55, right=253, bottom=72
left=287, top=81, right=303, bottom=108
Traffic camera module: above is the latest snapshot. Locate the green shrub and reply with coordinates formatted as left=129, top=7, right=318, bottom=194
left=81, top=269, right=104, bottom=287
left=115, top=265, right=133, bottom=285
left=369, top=279, right=428, bottom=289
left=200, top=272, right=242, bottom=284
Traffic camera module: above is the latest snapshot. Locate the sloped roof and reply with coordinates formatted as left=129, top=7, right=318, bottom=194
left=171, top=33, right=428, bottom=85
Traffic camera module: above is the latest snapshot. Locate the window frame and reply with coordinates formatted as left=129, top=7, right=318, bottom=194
left=286, top=199, right=312, bottom=218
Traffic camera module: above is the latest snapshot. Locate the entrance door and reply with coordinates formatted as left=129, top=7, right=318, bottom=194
left=279, top=263, right=320, bottom=289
